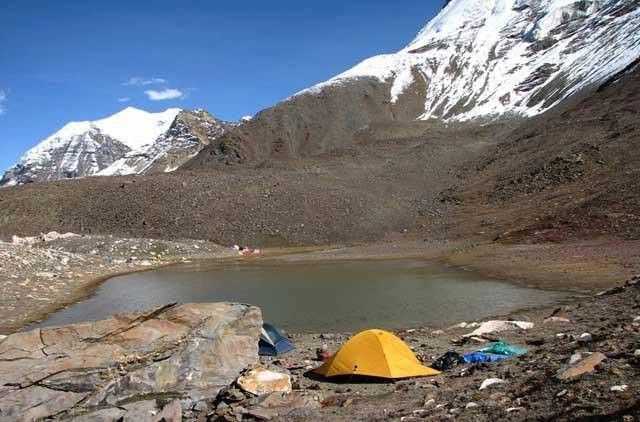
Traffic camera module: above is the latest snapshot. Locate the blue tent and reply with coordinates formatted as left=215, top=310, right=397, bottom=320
left=259, top=323, right=295, bottom=356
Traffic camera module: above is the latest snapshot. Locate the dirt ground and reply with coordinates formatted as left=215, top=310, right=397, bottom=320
left=1, top=234, right=639, bottom=420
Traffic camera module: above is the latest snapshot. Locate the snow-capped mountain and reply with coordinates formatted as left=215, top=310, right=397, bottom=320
left=98, top=109, right=231, bottom=175
left=299, top=0, right=640, bottom=120
left=1, top=107, right=232, bottom=186
left=187, top=0, right=640, bottom=169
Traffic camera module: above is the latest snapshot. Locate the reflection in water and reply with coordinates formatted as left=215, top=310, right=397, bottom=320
left=35, top=259, right=571, bottom=332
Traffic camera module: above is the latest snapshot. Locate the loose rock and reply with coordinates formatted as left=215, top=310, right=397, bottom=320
left=237, top=367, right=292, bottom=396
left=610, top=385, right=629, bottom=392
left=557, top=352, right=607, bottom=380
left=578, top=333, right=593, bottom=343
left=479, top=378, right=506, bottom=390
left=543, top=316, right=571, bottom=324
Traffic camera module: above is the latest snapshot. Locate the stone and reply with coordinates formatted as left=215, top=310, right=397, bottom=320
left=465, top=402, right=480, bottom=409
left=578, top=333, right=593, bottom=343
left=237, top=367, right=292, bottom=396
left=0, top=386, right=87, bottom=421
left=569, top=353, right=584, bottom=365
left=479, top=378, right=506, bottom=390
left=246, top=407, right=278, bottom=420
left=507, top=407, right=525, bottom=413
left=0, top=303, right=262, bottom=420
left=543, top=317, right=571, bottom=324
left=463, top=320, right=534, bottom=338
left=424, top=398, right=436, bottom=409
left=634, top=349, right=640, bottom=357
left=156, top=400, right=182, bottom=422
left=247, top=392, right=320, bottom=420
left=611, top=385, right=629, bottom=392
left=431, top=329, right=445, bottom=335
left=69, top=407, right=127, bottom=421
left=556, top=352, right=606, bottom=380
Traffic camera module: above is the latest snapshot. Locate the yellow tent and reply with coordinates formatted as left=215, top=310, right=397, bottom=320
left=314, top=329, right=440, bottom=379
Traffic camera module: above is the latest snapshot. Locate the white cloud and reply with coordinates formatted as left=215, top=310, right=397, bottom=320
left=117, top=97, right=131, bottom=103
left=122, top=77, right=167, bottom=86
left=0, top=89, right=6, bottom=114
left=145, top=88, right=184, bottom=101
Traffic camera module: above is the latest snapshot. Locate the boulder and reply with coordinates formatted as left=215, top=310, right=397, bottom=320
left=0, top=302, right=262, bottom=421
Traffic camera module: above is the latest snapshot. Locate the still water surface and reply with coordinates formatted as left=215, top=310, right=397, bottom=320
left=36, top=259, right=572, bottom=332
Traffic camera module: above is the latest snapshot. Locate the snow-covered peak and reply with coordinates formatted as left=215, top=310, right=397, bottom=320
left=92, top=107, right=181, bottom=150
left=21, top=107, right=181, bottom=164
left=298, top=0, right=640, bottom=120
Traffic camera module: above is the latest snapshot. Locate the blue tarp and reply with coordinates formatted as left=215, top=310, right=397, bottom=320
left=477, top=341, right=527, bottom=356
left=259, top=323, right=295, bottom=356
left=461, top=352, right=509, bottom=364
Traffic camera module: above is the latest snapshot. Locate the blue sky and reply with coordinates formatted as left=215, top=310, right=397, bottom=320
left=0, top=1, right=441, bottom=171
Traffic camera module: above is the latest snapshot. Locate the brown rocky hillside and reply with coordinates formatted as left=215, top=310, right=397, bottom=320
left=0, top=66, right=638, bottom=247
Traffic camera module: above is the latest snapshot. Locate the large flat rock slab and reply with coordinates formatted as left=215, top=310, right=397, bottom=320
left=0, top=302, right=262, bottom=421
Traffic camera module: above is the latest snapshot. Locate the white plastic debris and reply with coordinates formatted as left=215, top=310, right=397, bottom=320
left=465, top=402, right=480, bottom=409
left=464, top=320, right=534, bottom=338
left=479, top=378, right=506, bottom=390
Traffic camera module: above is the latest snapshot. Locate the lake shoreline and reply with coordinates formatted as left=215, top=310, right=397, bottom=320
left=3, top=235, right=639, bottom=334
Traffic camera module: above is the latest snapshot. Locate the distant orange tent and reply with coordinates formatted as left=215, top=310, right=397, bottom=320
left=314, top=329, right=440, bottom=379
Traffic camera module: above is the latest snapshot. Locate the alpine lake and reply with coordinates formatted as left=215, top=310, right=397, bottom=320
left=34, top=258, right=574, bottom=333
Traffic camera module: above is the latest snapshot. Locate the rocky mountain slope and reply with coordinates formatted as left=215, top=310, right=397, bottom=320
left=1, top=107, right=232, bottom=186
left=186, top=0, right=640, bottom=168
left=97, top=109, right=232, bottom=175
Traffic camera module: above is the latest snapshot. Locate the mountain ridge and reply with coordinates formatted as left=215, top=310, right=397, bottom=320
left=1, top=107, right=232, bottom=186
left=185, top=0, right=640, bottom=170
